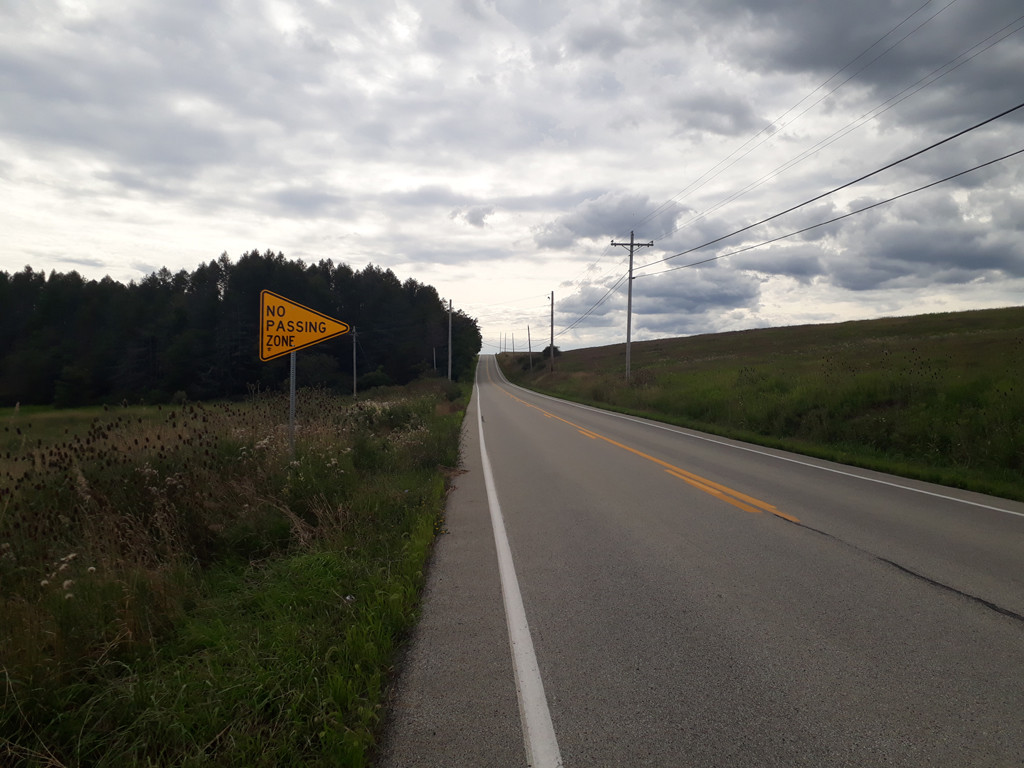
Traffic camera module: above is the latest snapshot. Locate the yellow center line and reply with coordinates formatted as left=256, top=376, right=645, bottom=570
left=487, top=363, right=798, bottom=523
left=665, top=469, right=764, bottom=515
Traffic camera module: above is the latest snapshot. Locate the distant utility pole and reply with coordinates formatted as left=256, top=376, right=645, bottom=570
left=611, top=231, right=653, bottom=381
left=512, top=333, right=515, bottom=356
left=351, top=327, right=358, bottom=398
left=447, top=299, right=453, bottom=381
left=549, top=291, right=555, bottom=373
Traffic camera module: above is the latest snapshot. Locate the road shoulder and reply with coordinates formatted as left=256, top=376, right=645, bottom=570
left=376, top=387, right=524, bottom=767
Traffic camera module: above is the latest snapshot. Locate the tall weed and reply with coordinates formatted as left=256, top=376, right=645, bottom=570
left=1, top=379, right=466, bottom=765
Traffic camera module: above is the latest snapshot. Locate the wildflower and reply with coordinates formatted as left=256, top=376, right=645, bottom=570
left=87, top=566, right=96, bottom=574
left=40, top=579, right=49, bottom=587
left=62, top=579, right=74, bottom=590
left=64, top=593, right=74, bottom=600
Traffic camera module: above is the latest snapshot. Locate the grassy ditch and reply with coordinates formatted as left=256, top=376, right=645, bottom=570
left=500, top=307, right=1024, bottom=501
left=1, top=378, right=467, bottom=766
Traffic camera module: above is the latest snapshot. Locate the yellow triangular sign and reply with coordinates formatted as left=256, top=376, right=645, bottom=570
left=259, top=290, right=350, bottom=361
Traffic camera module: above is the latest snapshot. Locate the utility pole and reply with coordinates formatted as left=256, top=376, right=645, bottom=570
left=352, top=327, right=357, bottom=398
left=512, top=332, right=515, bottom=356
left=527, top=325, right=533, bottom=371
left=447, top=299, right=453, bottom=381
left=611, top=231, right=653, bottom=381
left=549, top=291, right=555, bottom=373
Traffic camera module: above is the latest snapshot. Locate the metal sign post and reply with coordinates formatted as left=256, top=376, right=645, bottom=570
left=289, top=351, right=297, bottom=457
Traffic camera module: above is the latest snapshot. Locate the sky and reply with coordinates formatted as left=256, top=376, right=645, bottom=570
left=2, top=0, right=1023, bottom=352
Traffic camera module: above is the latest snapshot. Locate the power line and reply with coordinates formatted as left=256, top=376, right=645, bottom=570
left=630, top=0, right=957, bottom=235
left=554, top=100, right=1023, bottom=339
left=636, top=100, right=1024, bottom=273
left=555, top=271, right=630, bottom=338
left=654, top=11, right=1024, bottom=245
left=635, top=147, right=1024, bottom=279
left=546, top=18, right=1023, bottom=342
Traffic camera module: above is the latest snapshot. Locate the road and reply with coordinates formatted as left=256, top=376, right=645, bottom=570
left=379, top=355, right=1024, bottom=767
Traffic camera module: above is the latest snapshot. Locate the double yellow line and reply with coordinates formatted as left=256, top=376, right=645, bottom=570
left=488, top=366, right=797, bottom=523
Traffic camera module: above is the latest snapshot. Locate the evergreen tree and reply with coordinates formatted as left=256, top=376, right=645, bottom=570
left=0, top=252, right=482, bottom=406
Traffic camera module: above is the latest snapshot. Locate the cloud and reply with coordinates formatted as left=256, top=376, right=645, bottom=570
left=820, top=188, right=1024, bottom=291
left=268, top=188, right=351, bottom=217
left=669, top=90, right=763, bottom=137
left=634, top=266, right=761, bottom=317
left=1, top=0, right=1022, bottom=351
left=568, top=23, right=632, bottom=59
left=534, top=192, right=685, bottom=249
left=450, top=205, right=496, bottom=227
left=730, top=243, right=826, bottom=283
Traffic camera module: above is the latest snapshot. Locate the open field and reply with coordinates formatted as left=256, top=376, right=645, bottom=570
left=1, top=379, right=467, bottom=766
left=499, top=306, right=1024, bottom=501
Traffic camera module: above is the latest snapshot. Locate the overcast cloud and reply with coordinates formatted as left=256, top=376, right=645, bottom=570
left=1, top=0, right=1022, bottom=351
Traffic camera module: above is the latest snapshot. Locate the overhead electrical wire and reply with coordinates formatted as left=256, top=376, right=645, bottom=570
left=635, top=100, right=1024, bottom=273
left=555, top=271, right=630, bottom=338
left=630, top=0, right=957, bottom=234
left=544, top=7, right=1022, bottom=341
left=655, top=11, right=1024, bottom=244
left=635, top=147, right=1024, bottom=279
left=551, top=99, right=1023, bottom=339
left=555, top=0, right=966, bottom=339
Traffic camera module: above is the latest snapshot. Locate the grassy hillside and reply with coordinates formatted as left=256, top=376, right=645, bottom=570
left=498, top=306, right=1024, bottom=501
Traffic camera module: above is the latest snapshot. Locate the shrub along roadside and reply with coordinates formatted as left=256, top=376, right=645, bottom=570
left=1, top=380, right=467, bottom=766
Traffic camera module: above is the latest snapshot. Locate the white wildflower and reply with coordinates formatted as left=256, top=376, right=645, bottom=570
left=62, top=579, right=74, bottom=590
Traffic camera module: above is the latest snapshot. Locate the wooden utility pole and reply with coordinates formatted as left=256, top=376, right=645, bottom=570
left=447, top=299, right=453, bottom=381
left=527, top=325, right=533, bottom=371
left=611, top=231, right=653, bottom=381
left=549, top=291, right=555, bottom=373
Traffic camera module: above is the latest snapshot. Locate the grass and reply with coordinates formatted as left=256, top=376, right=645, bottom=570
left=499, top=306, right=1024, bottom=501
left=1, top=377, right=468, bottom=766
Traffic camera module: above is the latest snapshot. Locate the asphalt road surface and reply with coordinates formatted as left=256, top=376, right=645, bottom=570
left=379, top=355, right=1024, bottom=767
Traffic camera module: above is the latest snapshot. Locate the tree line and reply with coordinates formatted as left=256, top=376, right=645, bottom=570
left=0, top=250, right=482, bottom=406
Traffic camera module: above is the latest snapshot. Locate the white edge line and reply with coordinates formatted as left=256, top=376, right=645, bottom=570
left=490, top=357, right=1024, bottom=520
left=476, top=376, right=563, bottom=768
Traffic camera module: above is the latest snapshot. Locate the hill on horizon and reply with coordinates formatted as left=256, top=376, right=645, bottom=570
left=550, top=305, right=1024, bottom=370
left=500, top=304, right=1024, bottom=500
